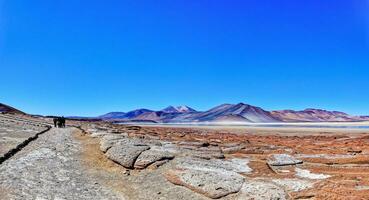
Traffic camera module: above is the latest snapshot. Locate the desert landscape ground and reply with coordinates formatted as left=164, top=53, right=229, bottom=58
left=1, top=112, right=369, bottom=200
left=2, top=0, right=368, bottom=199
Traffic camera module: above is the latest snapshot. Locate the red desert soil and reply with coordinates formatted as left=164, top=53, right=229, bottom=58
left=132, top=125, right=369, bottom=199
left=73, top=121, right=369, bottom=199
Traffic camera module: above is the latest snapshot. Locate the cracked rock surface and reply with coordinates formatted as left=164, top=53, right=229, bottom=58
left=0, top=127, right=124, bottom=200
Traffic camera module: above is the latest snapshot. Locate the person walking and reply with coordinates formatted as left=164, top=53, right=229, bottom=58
left=53, top=118, right=58, bottom=128
left=61, top=116, right=66, bottom=128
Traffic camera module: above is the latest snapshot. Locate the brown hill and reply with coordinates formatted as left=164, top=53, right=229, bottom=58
left=0, top=103, right=25, bottom=114
left=271, top=108, right=368, bottom=122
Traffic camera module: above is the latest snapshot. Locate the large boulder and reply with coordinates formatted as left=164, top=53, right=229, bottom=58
left=100, top=135, right=160, bottom=153
left=134, top=150, right=174, bottom=169
left=105, top=145, right=150, bottom=168
left=165, top=157, right=252, bottom=199
left=99, top=134, right=127, bottom=152
left=165, top=169, right=244, bottom=199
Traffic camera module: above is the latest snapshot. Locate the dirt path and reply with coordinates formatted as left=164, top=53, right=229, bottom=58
left=0, top=127, right=125, bottom=200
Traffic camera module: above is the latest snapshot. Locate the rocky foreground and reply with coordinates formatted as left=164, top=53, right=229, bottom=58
left=1, top=114, right=369, bottom=199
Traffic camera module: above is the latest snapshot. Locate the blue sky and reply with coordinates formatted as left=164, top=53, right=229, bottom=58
left=0, top=0, right=369, bottom=116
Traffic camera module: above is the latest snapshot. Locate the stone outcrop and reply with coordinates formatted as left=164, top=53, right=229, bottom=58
left=99, top=134, right=127, bottom=152
left=105, top=145, right=150, bottom=168
left=164, top=157, right=252, bottom=198
left=134, top=149, right=174, bottom=169
left=166, top=168, right=244, bottom=199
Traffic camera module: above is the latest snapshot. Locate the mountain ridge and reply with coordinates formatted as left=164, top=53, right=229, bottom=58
left=2, top=102, right=367, bottom=123
left=0, top=103, right=25, bottom=114
left=99, top=103, right=369, bottom=123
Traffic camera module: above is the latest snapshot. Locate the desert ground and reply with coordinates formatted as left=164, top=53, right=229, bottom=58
left=1, top=113, right=369, bottom=199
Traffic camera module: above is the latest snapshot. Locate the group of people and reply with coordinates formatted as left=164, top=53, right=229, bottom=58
left=53, top=117, right=66, bottom=128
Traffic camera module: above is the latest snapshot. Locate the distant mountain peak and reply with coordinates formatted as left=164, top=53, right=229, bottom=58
left=161, top=105, right=196, bottom=113
left=235, top=102, right=250, bottom=106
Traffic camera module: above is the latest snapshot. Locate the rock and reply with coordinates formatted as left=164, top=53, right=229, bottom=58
left=158, top=142, right=180, bottom=153
left=105, top=145, right=150, bottom=168
left=134, top=150, right=174, bottom=169
left=90, top=131, right=110, bottom=138
left=173, top=157, right=252, bottom=174
left=148, top=159, right=170, bottom=169
left=192, top=152, right=225, bottom=160
left=99, top=134, right=127, bottom=152
left=100, top=134, right=159, bottom=153
left=220, top=143, right=245, bottom=154
left=271, top=178, right=314, bottom=192
left=165, top=157, right=252, bottom=198
left=179, top=145, right=225, bottom=160
left=221, top=145, right=245, bottom=154
left=178, top=141, right=209, bottom=147
left=268, top=154, right=303, bottom=166
left=295, top=168, right=331, bottom=180
left=235, top=180, right=287, bottom=200
left=165, top=168, right=244, bottom=199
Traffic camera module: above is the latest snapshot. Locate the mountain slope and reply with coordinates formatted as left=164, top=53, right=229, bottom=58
left=186, top=103, right=280, bottom=123
left=99, top=109, right=153, bottom=120
left=0, top=103, right=25, bottom=114
left=271, top=109, right=367, bottom=122
left=99, top=112, right=126, bottom=119
left=163, top=103, right=280, bottom=123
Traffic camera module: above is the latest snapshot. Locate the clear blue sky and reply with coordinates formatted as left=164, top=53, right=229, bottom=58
left=1, top=0, right=369, bottom=116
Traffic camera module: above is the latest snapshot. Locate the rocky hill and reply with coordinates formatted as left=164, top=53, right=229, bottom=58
left=0, top=103, right=25, bottom=114
left=271, top=108, right=369, bottom=122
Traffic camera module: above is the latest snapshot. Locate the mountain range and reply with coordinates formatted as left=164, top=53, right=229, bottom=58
left=1, top=102, right=368, bottom=123
left=98, top=103, right=369, bottom=123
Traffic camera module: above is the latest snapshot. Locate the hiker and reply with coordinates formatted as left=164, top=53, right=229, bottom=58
left=57, top=118, right=63, bottom=128
left=53, top=117, right=66, bottom=128
left=53, top=118, right=58, bottom=127
left=61, top=116, right=66, bottom=128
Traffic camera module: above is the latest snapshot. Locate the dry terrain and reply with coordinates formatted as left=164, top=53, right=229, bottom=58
left=1, top=113, right=369, bottom=199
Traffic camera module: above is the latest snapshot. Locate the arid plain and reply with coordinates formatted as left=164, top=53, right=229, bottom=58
left=2, top=110, right=369, bottom=200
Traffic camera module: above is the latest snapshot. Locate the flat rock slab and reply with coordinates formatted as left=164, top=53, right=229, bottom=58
left=0, top=128, right=123, bottom=200
left=295, top=168, right=331, bottom=180
left=165, top=157, right=252, bottom=199
left=0, top=118, right=47, bottom=160
left=105, top=145, right=150, bottom=168
left=100, top=134, right=162, bottom=153
left=268, top=154, right=303, bottom=166
left=166, top=168, right=244, bottom=199
left=174, top=157, right=252, bottom=174
left=235, top=180, right=287, bottom=200
left=271, top=178, right=314, bottom=192
left=178, top=141, right=209, bottom=147
left=191, top=151, right=225, bottom=160
left=99, top=134, right=128, bottom=152
left=134, top=149, right=174, bottom=169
